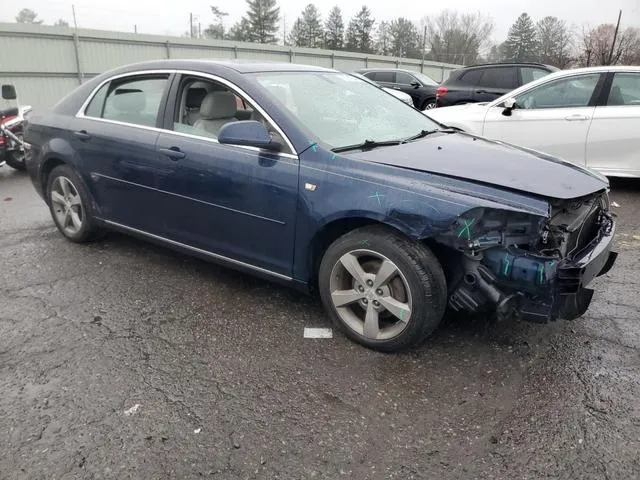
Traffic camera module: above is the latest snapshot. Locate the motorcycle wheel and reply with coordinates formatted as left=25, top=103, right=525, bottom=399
left=5, top=134, right=26, bottom=171
left=5, top=150, right=26, bottom=171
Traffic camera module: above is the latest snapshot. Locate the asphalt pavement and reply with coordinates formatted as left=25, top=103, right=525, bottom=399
left=1, top=167, right=639, bottom=480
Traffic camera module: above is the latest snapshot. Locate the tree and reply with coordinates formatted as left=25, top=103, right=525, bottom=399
left=487, top=43, right=504, bottom=62
left=423, top=11, right=494, bottom=65
left=227, top=18, right=252, bottom=42
left=375, top=21, right=392, bottom=55
left=53, top=19, right=69, bottom=27
left=289, top=4, right=323, bottom=48
left=537, top=16, right=574, bottom=68
left=345, top=6, right=375, bottom=53
left=15, top=8, right=42, bottom=24
left=580, top=24, right=640, bottom=66
left=245, top=0, right=280, bottom=44
left=503, top=13, right=539, bottom=62
left=389, top=17, right=420, bottom=58
left=324, top=6, right=344, bottom=50
left=204, top=6, right=228, bottom=39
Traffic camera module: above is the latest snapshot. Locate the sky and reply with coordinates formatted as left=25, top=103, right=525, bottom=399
left=1, top=0, right=639, bottom=43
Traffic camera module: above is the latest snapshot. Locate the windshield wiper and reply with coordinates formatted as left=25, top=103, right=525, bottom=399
left=401, top=128, right=460, bottom=143
left=331, top=139, right=401, bottom=153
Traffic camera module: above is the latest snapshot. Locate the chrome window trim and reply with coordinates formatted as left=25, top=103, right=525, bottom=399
left=75, top=68, right=299, bottom=159
left=98, top=218, right=292, bottom=281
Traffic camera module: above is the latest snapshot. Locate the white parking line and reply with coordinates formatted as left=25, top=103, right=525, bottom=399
left=303, top=327, right=333, bottom=339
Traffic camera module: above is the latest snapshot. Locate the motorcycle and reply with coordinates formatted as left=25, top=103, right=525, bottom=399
left=1, top=84, right=31, bottom=171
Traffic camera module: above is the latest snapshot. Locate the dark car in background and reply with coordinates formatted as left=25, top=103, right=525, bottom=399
left=24, top=60, right=616, bottom=352
left=355, top=68, right=440, bottom=109
left=435, top=62, right=559, bottom=108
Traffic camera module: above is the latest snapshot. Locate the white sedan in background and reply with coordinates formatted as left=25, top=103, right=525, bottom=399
left=426, top=66, right=640, bottom=177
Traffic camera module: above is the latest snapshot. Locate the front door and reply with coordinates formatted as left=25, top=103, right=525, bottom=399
left=155, top=75, right=299, bottom=277
left=482, top=73, right=603, bottom=166
left=68, top=73, right=172, bottom=233
left=586, top=71, right=640, bottom=176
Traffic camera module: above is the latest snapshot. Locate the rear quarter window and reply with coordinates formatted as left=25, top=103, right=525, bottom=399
left=457, top=69, right=483, bottom=86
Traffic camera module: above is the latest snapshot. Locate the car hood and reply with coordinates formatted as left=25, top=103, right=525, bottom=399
left=425, top=103, right=487, bottom=117
left=348, top=132, right=608, bottom=201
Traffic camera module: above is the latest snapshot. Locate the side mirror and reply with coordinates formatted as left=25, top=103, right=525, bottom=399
left=2, top=84, right=17, bottom=100
left=217, top=120, right=281, bottom=152
left=502, top=97, right=516, bottom=116
left=410, top=81, right=421, bottom=89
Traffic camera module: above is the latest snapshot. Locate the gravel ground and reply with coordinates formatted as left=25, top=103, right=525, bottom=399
left=1, top=167, right=639, bottom=480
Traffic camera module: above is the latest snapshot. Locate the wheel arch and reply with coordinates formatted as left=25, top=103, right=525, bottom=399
left=306, top=214, right=429, bottom=290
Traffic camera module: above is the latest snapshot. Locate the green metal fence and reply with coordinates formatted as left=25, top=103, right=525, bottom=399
left=0, top=23, right=461, bottom=111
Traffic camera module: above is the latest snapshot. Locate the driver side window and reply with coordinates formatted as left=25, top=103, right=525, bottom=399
left=515, top=74, right=601, bottom=110
left=172, top=76, right=292, bottom=154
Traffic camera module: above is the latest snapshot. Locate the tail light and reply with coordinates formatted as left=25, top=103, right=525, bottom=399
left=436, top=86, right=448, bottom=98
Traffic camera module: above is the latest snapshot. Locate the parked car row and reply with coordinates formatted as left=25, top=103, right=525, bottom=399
left=22, top=59, right=618, bottom=352
left=427, top=66, right=640, bottom=178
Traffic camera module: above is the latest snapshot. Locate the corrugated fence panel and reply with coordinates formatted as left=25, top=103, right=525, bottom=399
left=0, top=76, right=78, bottom=110
left=81, top=39, right=168, bottom=74
left=0, top=23, right=461, bottom=110
left=0, top=34, right=77, bottom=73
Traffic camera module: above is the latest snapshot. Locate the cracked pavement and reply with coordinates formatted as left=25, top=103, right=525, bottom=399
left=1, top=168, right=639, bottom=479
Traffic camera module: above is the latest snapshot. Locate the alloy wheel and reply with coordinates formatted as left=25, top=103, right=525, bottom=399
left=329, top=249, right=413, bottom=340
left=51, top=176, right=84, bottom=235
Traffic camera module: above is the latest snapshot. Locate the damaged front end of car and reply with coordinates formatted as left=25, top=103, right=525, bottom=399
left=434, top=192, right=617, bottom=323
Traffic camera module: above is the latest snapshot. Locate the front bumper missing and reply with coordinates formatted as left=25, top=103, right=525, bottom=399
left=520, top=223, right=617, bottom=322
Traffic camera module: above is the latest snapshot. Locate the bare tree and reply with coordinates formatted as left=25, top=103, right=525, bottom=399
left=580, top=24, right=640, bottom=66
left=422, top=10, right=494, bottom=65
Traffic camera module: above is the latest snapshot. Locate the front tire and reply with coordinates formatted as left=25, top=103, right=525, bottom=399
left=47, top=164, right=104, bottom=243
left=318, top=226, right=447, bottom=352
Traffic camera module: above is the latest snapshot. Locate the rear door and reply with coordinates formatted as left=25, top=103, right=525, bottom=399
left=482, top=72, right=604, bottom=166
left=473, top=67, right=517, bottom=102
left=586, top=71, right=640, bottom=176
left=448, top=69, right=483, bottom=105
left=67, top=73, right=172, bottom=232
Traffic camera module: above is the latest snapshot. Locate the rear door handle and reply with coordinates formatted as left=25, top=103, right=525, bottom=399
left=73, top=130, right=91, bottom=141
left=565, top=114, right=589, bottom=121
left=475, top=89, right=487, bottom=94
left=158, top=147, right=185, bottom=160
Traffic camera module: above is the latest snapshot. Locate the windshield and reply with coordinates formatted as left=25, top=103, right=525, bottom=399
left=253, top=72, right=440, bottom=149
left=413, top=72, right=439, bottom=86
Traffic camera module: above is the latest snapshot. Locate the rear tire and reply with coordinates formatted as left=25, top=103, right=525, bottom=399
left=318, top=225, right=447, bottom=352
left=422, top=99, right=436, bottom=110
left=46, top=164, right=105, bottom=243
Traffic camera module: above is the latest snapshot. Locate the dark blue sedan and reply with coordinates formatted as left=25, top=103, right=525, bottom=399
left=24, top=60, right=617, bottom=351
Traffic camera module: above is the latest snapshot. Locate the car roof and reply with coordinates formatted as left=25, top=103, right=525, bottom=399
left=463, top=62, right=555, bottom=69
left=355, top=68, right=415, bottom=73
left=104, top=59, right=336, bottom=74
left=488, top=65, right=640, bottom=106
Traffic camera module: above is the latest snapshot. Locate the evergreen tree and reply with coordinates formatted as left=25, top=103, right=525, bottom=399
left=503, top=13, right=539, bottom=62
left=345, top=6, right=375, bottom=53
left=389, top=17, right=419, bottom=58
left=375, top=21, right=392, bottom=55
left=204, top=6, right=228, bottom=40
left=324, top=6, right=344, bottom=50
left=227, top=18, right=252, bottom=42
left=245, top=0, right=280, bottom=44
left=537, top=16, right=574, bottom=67
left=289, top=4, right=323, bottom=48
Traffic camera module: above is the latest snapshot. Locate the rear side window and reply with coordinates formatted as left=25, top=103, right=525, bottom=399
left=607, top=73, right=640, bottom=106
left=372, top=71, right=395, bottom=83
left=478, top=67, right=516, bottom=89
left=457, top=69, right=483, bottom=86
left=520, top=67, right=550, bottom=85
left=85, top=75, right=169, bottom=127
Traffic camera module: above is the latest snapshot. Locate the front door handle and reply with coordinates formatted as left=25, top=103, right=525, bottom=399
left=73, top=130, right=91, bottom=141
left=565, top=114, right=589, bottom=121
left=158, top=147, right=185, bottom=160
